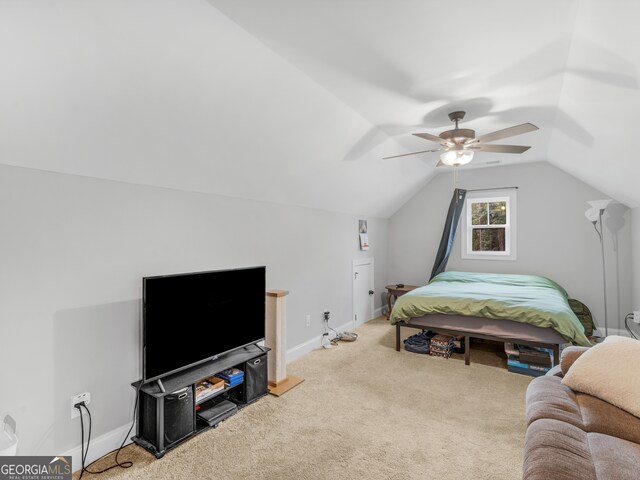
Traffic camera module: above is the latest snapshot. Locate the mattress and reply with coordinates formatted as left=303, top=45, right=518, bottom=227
left=389, top=271, right=591, bottom=346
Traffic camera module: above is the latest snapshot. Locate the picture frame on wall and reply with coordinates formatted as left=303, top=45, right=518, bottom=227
left=359, top=220, right=369, bottom=250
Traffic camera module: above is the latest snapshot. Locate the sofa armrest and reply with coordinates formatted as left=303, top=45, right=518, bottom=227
left=560, top=346, right=590, bottom=376
left=545, top=365, right=563, bottom=377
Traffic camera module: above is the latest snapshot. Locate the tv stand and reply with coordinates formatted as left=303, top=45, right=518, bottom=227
left=131, top=345, right=269, bottom=458
left=155, top=379, right=166, bottom=393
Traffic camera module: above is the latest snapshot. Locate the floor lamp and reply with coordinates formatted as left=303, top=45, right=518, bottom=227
left=585, top=199, right=611, bottom=337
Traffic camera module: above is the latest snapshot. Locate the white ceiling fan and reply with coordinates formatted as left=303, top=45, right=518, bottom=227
left=384, top=111, right=539, bottom=167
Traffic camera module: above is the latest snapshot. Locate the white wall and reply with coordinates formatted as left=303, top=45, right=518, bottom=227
left=388, top=162, right=632, bottom=333
left=0, top=164, right=388, bottom=456
left=0, top=0, right=431, bottom=218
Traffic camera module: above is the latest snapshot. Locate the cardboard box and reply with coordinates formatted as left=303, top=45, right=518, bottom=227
left=195, top=376, right=226, bottom=403
left=207, top=376, right=225, bottom=390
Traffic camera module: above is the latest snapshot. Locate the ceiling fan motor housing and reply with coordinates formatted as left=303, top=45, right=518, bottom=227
left=439, top=128, right=475, bottom=144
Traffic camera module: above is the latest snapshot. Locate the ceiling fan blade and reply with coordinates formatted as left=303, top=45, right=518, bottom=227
left=471, top=123, right=539, bottom=144
left=413, top=132, right=449, bottom=145
left=383, top=149, right=441, bottom=160
left=467, top=144, right=531, bottom=154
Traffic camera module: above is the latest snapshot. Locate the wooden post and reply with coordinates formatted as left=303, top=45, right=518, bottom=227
left=265, top=290, right=304, bottom=396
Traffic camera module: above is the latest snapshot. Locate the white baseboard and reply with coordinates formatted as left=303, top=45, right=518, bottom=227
left=285, top=320, right=353, bottom=363
left=286, top=308, right=383, bottom=363
left=355, top=308, right=380, bottom=328
left=62, top=421, right=135, bottom=473
left=593, top=327, right=631, bottom=338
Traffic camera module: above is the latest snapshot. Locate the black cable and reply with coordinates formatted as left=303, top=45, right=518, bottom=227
left=77, top=404, right=86, bottom=478
left=323, top=317, right=340, bottom=346
left=625, top=313, right=639, bottom=340
left=76, top=383, right=142, bottom=477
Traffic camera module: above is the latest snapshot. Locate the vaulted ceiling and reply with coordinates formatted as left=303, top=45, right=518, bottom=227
left=1, top=0, right=639, bottom=216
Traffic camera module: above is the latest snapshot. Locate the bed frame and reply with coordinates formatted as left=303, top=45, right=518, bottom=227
left=395, top=314, right=563, bottom=366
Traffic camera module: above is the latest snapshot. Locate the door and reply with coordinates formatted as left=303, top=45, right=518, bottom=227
left=352, top=258, right=374, bottom=329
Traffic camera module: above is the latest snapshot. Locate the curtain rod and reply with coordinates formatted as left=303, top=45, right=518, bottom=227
left=463, top=186, right=518, bottom=193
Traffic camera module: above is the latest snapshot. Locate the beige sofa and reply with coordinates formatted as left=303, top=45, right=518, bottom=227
left=523, top=346, right=640, bottom=480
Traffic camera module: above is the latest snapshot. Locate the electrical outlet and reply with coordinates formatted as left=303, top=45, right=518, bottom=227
left=633, top=311, right=640, bottom=324
left=305, top=314, right=310, bottom=327
left=70, top=392, right=91, bottom=419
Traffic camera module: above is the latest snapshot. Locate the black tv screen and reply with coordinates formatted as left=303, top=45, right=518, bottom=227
left=143, top=266, right=266, bottom=382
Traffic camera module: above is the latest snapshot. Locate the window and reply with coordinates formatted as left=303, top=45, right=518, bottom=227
left=461, top=191, right=517, bottom=260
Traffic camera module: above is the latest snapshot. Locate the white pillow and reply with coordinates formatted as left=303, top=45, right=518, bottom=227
left=562, top=335, right=640, bottom=417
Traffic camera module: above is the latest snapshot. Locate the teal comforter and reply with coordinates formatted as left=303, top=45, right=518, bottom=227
left=389, top=271, right=591, bottom=346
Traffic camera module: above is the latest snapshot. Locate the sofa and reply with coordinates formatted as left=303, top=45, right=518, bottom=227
left=523, top=346, right=640, bottom=480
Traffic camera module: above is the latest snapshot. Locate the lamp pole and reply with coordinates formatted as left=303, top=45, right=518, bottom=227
left=586, top=200, right=611, bottom=338
left=598, top=209, right=608, bottom=337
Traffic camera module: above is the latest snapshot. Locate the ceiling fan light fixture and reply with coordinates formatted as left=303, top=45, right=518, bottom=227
left=440, top=149, right=474, bottom=166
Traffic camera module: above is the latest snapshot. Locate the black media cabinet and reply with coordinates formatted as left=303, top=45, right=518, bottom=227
left=131, top=344, right=269, bottom=458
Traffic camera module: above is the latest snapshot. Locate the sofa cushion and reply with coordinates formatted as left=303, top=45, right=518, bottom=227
left=524, top=419, right=640, bottom=480
left=576, top=393, right=640, bottom=445
left=560, top=345, right=590, bottom=375
left=562, top=335, right=640, bottom=418
left=585, top=432, right=640, bottom=480
left=527, top=374, right=640, bottom=443
left=526, top=375, right=583, bottom=429
left=523, top=419, right=596, bottom=480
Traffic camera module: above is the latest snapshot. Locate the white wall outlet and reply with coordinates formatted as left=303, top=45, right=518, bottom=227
left=305, top=314, right=310, bottom=327
left=70, top=392, right=91, bottom=419
left=633, top=311, right=640, bottom=324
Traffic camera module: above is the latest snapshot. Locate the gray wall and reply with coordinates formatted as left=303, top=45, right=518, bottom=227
left=388, top=162, right=632, bottom=333
left=0, top=164, right=388, bottom=455
left=633, top=208, right=640, bottom=313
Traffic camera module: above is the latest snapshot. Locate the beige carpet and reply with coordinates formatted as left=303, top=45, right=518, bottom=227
left=82, top=318, right=533, bottom=480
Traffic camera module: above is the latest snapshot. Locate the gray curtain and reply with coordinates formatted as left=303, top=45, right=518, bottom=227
left=430, top=188, right=467, bottom=281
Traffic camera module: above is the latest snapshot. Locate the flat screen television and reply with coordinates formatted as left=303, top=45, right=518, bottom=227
left=143, top=266, right=266, bottom=382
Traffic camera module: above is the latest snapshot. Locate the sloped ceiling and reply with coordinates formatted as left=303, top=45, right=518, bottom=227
left=1, top=0, right=639, bottom=216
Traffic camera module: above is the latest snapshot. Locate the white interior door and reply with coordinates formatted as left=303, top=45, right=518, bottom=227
left=352, top=258, right=374, bottom=329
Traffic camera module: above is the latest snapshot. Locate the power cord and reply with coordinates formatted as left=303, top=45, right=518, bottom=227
left=75, top=383, right=142, bottom=478
left=322, top=311, right=358, bottom=345
left=625, top=313, right=639, bottom=340
left=323, top=311, right=339, bottom=347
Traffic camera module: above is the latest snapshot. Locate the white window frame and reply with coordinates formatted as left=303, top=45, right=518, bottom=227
left=461, top=190, right=517, bottom=261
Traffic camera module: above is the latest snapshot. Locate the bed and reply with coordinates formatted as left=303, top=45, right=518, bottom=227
left=389, top=271, right=592, bottom=365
